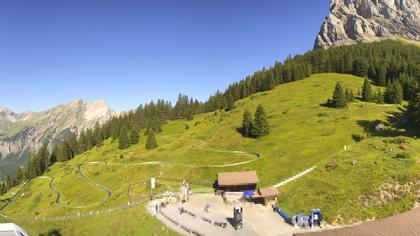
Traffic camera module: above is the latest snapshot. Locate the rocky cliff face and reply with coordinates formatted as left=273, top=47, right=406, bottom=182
left=0, top=99, right=116, bottom=175
left=315, top=0, right=420, bottom=49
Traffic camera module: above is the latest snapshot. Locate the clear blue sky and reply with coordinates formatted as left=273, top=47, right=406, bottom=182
left=0, top=0, right=329, bottom=112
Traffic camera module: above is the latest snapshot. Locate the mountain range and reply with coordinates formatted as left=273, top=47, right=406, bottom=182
left=1, top=0, right=418, bottom=177
left=0, top=99, right=116, bottom=176
left=315, top=0, right=420, bottom=49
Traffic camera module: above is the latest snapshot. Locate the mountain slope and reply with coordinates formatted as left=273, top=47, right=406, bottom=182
left=1, top=73, right=419, bottom=235
left=0, top=99, right=116, bottom=176
left=315, top=0, right=420, bottom=49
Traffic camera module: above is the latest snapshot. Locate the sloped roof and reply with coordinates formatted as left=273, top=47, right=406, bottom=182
left=218, top=171, right=259, bottom=186
left=256, top=187, right=279, bottom=197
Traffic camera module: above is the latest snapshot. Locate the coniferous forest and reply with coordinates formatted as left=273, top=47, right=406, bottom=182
left=6, top=40, right=419, bottom=194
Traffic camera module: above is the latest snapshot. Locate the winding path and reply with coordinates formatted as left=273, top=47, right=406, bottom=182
left=0, top=149, right=262, bottom=221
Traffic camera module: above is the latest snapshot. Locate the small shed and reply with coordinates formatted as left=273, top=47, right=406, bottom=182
left=253, top=187, right=279, bottom=206
left=217, top=171, right=259, bottom=192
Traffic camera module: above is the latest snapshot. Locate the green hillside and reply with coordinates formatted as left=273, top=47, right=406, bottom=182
left=1, top=73, right=420, bottom=235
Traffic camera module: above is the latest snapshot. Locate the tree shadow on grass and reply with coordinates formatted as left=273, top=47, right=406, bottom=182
left=356, top=118, right=416, bottom=138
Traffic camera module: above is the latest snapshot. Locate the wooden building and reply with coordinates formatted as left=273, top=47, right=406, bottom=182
left=252, top=187, right=279, bottom=206
left=217, top=171, right=259, bottom=192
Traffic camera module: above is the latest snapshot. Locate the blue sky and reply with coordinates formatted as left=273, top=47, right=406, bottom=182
left=0, top=0, right=329, bottom=112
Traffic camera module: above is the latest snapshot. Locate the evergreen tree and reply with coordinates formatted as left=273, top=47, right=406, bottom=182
left=110, top=118, right=120, bottom=140
left=362, top=78, right=374, bottom=102
left=58, top=141, right=73, bottom=162
left=225, top=94, right=235, bottom=111
left=102, top=123, right=111, bottom=140
left=67, top=133, right=79, bottom=156
left=94, top=123, right=103, bottom=147
left=384, top=81, right=403, bottom=104
left=241, top=109, right=253, bottom=137
left=85, top=128, right=95, bottom=149
left=251, top=105, right=270, bottom=138
left=118, top=125, right=130, bottom=149
left=129, top=128, right=140, bottom=145
left=375, top=90, right=384, bottom=104
left=330, top=82, right=347, bottom=108
left=50, top=145, right=59, bottom=165
left=145, top=129, right=158, bottom=150
left=400, top=73, right=418, bottom=101
left=15, top=167, right=23, bottom=184
left=406, top=93, right=420, bottom=128
left=78, top=130, right=87, bottom=153
left=345, top=88, right=354, bottom=102
left=36, top=145, right=50, bottom=174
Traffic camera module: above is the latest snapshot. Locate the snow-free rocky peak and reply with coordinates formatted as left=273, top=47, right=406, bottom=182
left=315, top=0, right=420, bottom=49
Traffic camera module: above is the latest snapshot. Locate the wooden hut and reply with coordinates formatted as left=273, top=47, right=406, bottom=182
left=217, top=171, right=259, bottom=192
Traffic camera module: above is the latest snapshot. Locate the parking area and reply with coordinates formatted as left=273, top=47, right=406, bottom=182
left=148, top=193, right=320, bottom=236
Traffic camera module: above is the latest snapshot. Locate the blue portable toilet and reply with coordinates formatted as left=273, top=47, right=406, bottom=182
left=310, top=209, right=322, bottom=227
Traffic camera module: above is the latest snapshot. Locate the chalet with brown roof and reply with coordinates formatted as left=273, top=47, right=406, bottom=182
left=217, top=171, right=259, bottom=192
left=253, top=187, right=279, bottom=206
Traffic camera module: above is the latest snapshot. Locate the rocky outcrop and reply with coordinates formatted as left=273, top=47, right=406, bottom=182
left=315, top=0, right=420, bottom=49
left=0, top=99, right=116, bottom=175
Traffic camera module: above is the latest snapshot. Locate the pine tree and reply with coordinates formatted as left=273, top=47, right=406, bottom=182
left=241, top=109, right=253, bottom=137
left=95, top=123, right=103, bottom=147
left=225, top=94, right=235, bottom=111
left=118, top=125, right=130, bottom=149
left=251, top=105, right=270, bottom=138
left=375, top=90, right=384, bottom=104
left=50, top=145, right=58, bottom=165
left=345, top=88, right=354, bottom=102
left=78, top=130, right=87, bottom=153
left=406, top=93, right=420, bottom=128
left=58, top=141, right=73, bottom=162
left=86, top=128, right=95, bottom=149
left=129, top=128, right=140, bottom=145
left=15, top=167, right=23, bottom=184
left=36, top=145, right=50, bottom=174
left=384, top=81, right=403, bottom=104
left=145, top=129, right=158, bottom=150
left=362, top=78, right=374, bottom=102
left=399, top=73, right=418, bottom=101
left=330, top=82, right=347, bottom=108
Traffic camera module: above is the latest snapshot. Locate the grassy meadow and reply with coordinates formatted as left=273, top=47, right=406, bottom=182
left=1, top=73, right=419, bottom=235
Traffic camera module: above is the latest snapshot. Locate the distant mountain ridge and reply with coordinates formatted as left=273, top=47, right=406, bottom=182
left=0, top=99, right=116, bottom=176
left=315, top=0, right=420, bottom=49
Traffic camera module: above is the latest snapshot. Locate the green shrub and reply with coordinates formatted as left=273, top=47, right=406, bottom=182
left=352, top=134, right=365, bottom=142
left=394, top=152, right=411, bottom=159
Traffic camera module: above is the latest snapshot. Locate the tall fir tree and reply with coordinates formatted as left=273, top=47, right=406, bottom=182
left=118, top=125, right=130, bottom=149
left=241, top=109, right=253, bottom=137
left=251, top=105, right=270, bottom=138
left=58, top=141, right=73, bottom=162
left=78, top=130, right=88, bottom=153
left=94, top=123, right=103, bottom=147
left=225, top=94, right=235, bottom=111
left=145, top=129, right=158, bottom=150
left=129, top=128, right=140, bottom=145
left=384, top=81, right=403, bottom=104
left=50, top=145, right=59, bottom=165
left=362, top=78, right=374, bottom=102
left=375, top=90, right=384, bottom=104
left=345, top=88, right=354, bottom=102
left=330, top=82, right=347, bottom=108
left=406, top=93, right=420, bottom=128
